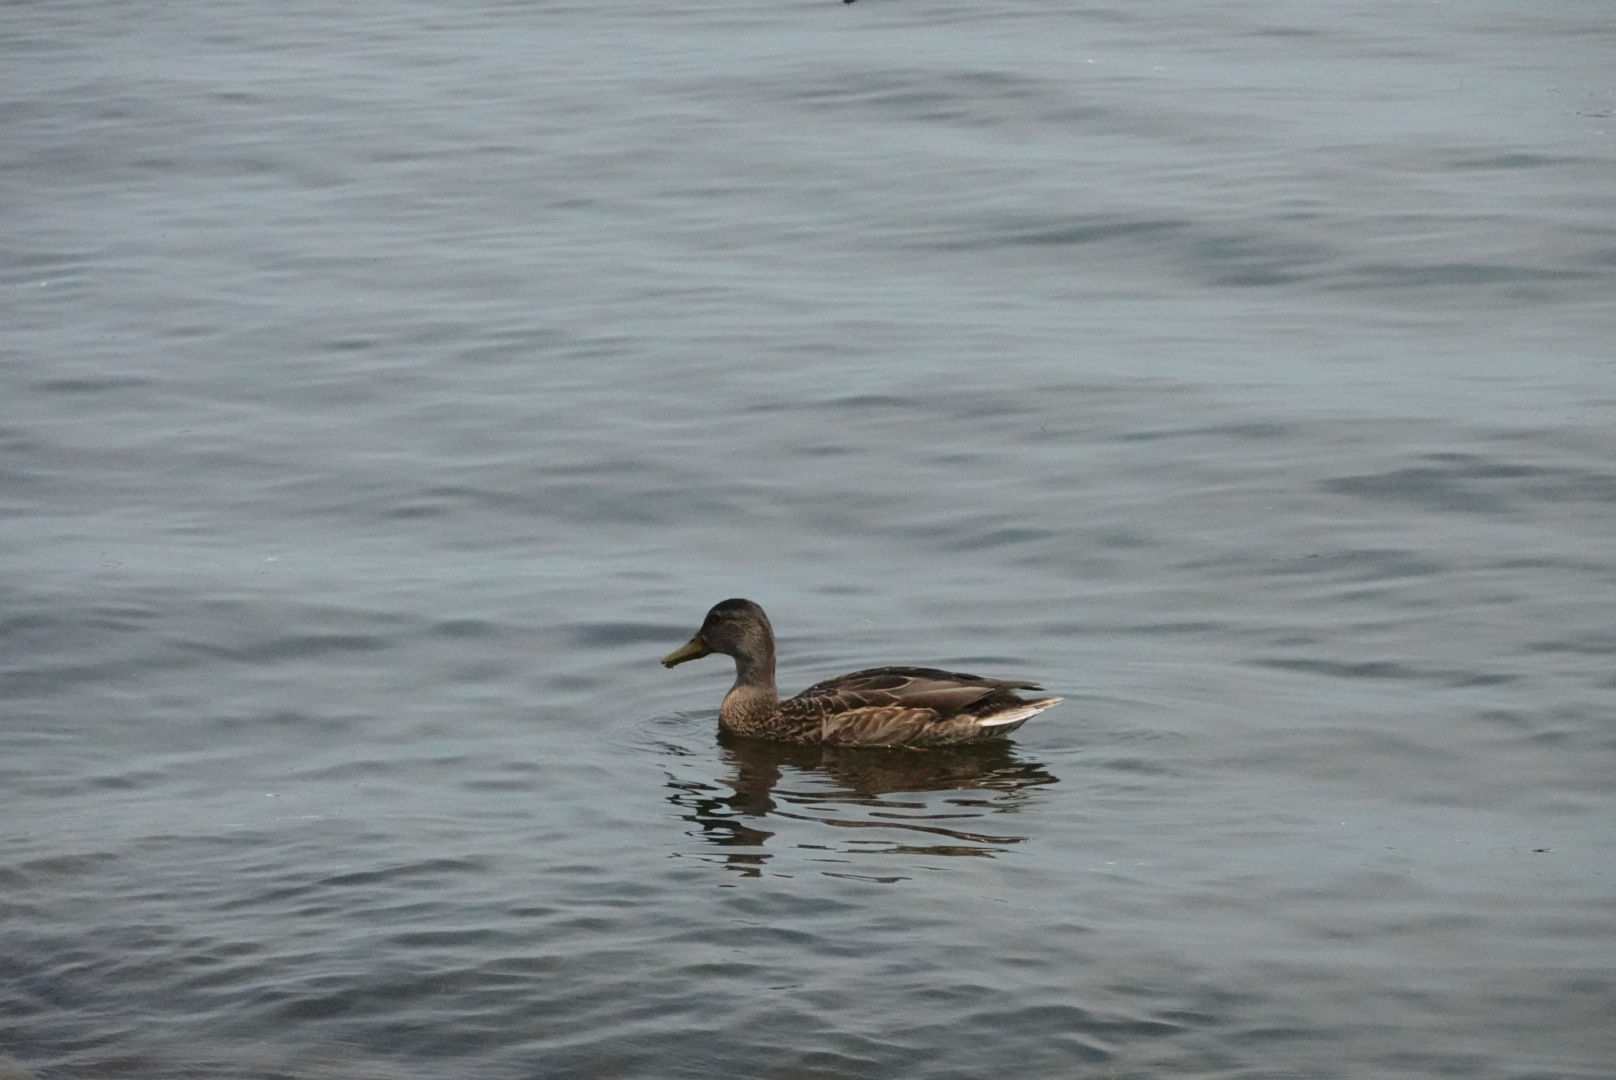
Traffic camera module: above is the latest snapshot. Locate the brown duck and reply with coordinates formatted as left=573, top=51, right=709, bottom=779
left=662, top=599, right=1061, bottom=746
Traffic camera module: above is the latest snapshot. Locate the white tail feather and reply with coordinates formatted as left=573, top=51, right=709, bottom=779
left=975, top=696, right=1063, bottom=727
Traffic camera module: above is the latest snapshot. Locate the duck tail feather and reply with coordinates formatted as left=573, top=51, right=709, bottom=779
left=975, top=696, right=1063, bottom=727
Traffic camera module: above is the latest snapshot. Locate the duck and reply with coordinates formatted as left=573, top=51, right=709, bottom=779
left=662, top=598, right=1061, bottom=746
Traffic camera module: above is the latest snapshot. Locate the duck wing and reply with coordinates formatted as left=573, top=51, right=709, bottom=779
left=781, top=667, right=1054, bottom=746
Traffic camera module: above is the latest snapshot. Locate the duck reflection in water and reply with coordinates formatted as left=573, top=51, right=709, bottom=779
left=667, top=730, right=1059, bottom=878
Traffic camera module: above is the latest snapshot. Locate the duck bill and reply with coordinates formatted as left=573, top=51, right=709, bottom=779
left=662, top=636, right=712, bottom=668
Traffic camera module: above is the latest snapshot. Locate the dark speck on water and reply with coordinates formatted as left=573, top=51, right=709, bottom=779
left=3, top=1, right=1613, bottom=1078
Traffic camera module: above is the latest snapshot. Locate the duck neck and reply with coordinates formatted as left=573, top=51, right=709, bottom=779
left=720, top=645, right=778, bottom=727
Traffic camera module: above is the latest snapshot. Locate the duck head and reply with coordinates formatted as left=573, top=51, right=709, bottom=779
left=662, top=598, right=774, bottom=668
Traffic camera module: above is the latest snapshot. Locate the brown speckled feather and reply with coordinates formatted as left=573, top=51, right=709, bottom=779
left=780, top=667, right=1051, bottom=745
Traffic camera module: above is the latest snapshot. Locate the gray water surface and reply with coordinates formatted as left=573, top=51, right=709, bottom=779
left=4, top=1, right=1614, bottom=1078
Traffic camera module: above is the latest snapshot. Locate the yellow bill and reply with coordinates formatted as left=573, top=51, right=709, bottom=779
left=662, top=636, right=712, bottom=668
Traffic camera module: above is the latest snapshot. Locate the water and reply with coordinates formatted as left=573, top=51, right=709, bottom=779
left=4, top=1, right=1614, bottom=1077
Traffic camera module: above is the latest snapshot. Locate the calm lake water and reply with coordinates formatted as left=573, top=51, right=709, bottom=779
left=4, top=1, right=1614, bottom=1077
